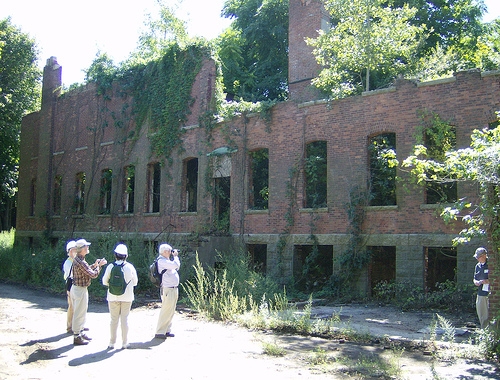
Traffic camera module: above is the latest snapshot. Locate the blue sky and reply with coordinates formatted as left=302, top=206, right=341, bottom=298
left=2, top=0, right=499, bottom=86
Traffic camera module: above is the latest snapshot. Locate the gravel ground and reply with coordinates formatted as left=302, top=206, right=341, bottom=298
left=1, top=282, right=499, bottom=379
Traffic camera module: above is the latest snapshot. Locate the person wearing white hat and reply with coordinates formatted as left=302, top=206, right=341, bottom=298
left=473, top=247, right=490, bottom=329
left=62, top=240, right=77, bottom=333
left=102, top=243, right=138, bottom=349
left=154, top=243, right=180, bottom=339
left=71, top=238, right=107, bottom=345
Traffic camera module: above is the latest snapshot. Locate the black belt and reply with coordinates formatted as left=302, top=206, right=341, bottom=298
left=167, top=286, right=178, bottom=288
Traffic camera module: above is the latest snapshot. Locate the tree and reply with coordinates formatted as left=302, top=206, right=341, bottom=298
left=308, top=0, right=492, bottom=99
left=218, top=0, right=289, bottom=101
left=0, top=18, right=41, bottom=230
left=127, top=0, right=189, bottom=67
left=391, top=0, right=485, bottom=58
left=402, top=124, right=499, bottom=254
left=308, top=0, right=425, bottom=98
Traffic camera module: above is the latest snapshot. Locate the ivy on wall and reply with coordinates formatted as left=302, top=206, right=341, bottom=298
left=129, top=43, right=211, bottom=161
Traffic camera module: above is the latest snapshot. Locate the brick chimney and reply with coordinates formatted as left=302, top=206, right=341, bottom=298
left=41, top=56, right=62, bottom=107
left=288, top=0, right=328, bottom=102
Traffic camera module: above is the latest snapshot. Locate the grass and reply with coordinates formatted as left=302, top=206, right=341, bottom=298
left=262, top=341, right=287, bottom=356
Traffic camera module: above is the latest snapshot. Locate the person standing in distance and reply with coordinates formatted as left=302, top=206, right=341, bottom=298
left=155, top=243, right=180, bottom=339
left=62, top=240, right=77, bottom=333
left=473, top=247, right=490, bottom=329
left=102, top=243, right=138, bottom=349
left=71, top=238, right=107, bottom=345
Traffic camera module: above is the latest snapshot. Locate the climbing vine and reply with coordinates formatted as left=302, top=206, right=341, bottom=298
left=130, top=43, right=211, bottom=162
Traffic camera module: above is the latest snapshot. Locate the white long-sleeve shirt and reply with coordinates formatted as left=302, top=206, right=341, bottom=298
left=157, top=255, right=180, bottom=288
left=62, top=257, right=73, bottom=280
left=102, top=260, right=138, bottom=302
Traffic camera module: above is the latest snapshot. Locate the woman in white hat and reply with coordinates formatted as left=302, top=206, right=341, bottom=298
left=102, top=243, right=138, bottom=349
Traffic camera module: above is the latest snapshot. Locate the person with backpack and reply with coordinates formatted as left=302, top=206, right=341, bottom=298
left=102, top=243, right=138, bottom=349
left=154, top=243, right=180, bottom=339
left=62, top=240, right=77, bottom=333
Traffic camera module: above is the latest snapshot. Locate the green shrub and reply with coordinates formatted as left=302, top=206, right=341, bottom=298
left=372, top=280, right=475, bottom=313
left=0, top=230, right=175, bottom=298
left=183, top=249, right=282, bottom=320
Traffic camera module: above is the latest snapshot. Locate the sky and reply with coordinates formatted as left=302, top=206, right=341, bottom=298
left=1, top=0, right=232, bottom=86
left=2, top=0, right=500, bottom=86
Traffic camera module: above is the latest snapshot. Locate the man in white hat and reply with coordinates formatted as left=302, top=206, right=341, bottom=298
left=154, top=243, right=180, bottom=339
left=71, top=239, right=107, bottom=345
left=473, top=247, right=490, bottom=328
left=102, top=243, right=138, bottom=349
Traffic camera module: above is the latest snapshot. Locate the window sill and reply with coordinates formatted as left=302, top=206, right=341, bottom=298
left=364, top=205, right=398, bottom=211
left=245, top=209, right=269, bottom=215
left=299, top=207, right=328, bottom=213
left=420, top=203, right=453, bottom=210
left=143, top=212, right=160, bottom=217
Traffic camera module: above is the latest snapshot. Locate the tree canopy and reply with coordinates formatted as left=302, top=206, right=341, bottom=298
left=402, top=124, right=500, bottom=248
left=308, top=0, right=493, bottom=99
left=309, top=0, right=425, bottom=97
left=218, top=0, right=289, bottom=102
left=0, top=17, right=41, bottom=230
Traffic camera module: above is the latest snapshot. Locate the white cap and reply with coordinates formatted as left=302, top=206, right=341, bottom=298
left=114, top=244, right=128, bottom=257
left=75, top=239, right=91, bottom=248
left=66, top=240, right=76, bottom=252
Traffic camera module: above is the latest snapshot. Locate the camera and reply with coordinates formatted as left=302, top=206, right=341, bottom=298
left=169, top=249, right=179, bottom=261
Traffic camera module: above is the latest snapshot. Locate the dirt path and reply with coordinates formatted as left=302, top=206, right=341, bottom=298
left=0, top=283, right=499, bottom=379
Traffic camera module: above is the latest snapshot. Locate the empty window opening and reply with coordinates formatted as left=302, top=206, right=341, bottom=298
left=424, top=247, right=457, bottom=292
left=100, top=169, right=112, bottom=214
left=182, top=158, right=198, bottom=212
left=368, top=133, right=397, bottom=206
left=423, top=118, right=457, bottom=204
left=247, top=244, right=267, bottom=274
left=214, top=177, right=230, bottom=232
left=74, top=172, right=86, bottom=215
left=211, top=153, right=232, bottom=232
left=30, top=178, right=36, bottom=216
left=249, top=149, right=269, bottom=210
left=367, top=246, right=396, bottom=296
left=53, top=175, right=62, bottom=215
left=123, top=165, right=135, bottom=213
left=293, top=245, right=333, bottom=291
left=147, top=162, right=161, bottom=213
left=305, top=141, right=327, bottom=208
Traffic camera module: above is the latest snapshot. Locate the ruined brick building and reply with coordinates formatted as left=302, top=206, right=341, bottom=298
left=16, top=0, right=497, bottom=295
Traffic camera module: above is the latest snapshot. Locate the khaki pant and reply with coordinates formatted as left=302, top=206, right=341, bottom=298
left=66, top=291, right=74, bottom=331
left=108, top=301, right=132, bottom=346
left=156, top=287, right=178, bottom=335
left=476, top=295, right=489, bottom=329
left=70, top=285, right=88, bottom=335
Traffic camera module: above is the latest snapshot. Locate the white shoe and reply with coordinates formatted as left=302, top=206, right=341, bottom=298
left=122, top=343, right=130, bottom=349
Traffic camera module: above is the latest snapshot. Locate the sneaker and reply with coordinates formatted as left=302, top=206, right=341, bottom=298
left=74, top=335, right=89, bottom=345
left=122, top=343, right=130, bottom=349
left=165, top=333, right=175, bottom=338
left=107, top=344, right=115, bottom=350
left=80, top=333, right=92, bottom=341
